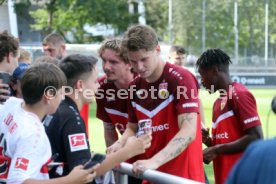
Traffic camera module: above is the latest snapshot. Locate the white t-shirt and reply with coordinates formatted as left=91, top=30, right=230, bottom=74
left=0, top=97, right=51, bottom=183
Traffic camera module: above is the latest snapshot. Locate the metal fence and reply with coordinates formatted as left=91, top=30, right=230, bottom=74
left=113, top=162, right=203, bottom=184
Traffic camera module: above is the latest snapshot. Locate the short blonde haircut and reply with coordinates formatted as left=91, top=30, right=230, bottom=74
left=19, top=48, right=31, bottom=63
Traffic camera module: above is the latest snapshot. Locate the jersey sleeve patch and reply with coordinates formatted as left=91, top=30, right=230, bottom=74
left=244, top=116, right=259, bottom=124
left=14, top=157, right=29, bottom=171
left=68, top=133, right=88, bottom=152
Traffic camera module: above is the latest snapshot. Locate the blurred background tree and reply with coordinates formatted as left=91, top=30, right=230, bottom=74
left=144, top=0, right=276, bottom=59
left=12, top=0, right=276, bottom=59
left=14, top=0, right=138, bottom=43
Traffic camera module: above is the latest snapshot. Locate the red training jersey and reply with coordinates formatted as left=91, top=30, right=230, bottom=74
left=211, top=82, right=262, bottom=184
left=128, top=62, right=204, bottom=183
left=96, top=76, right=128, bottom=135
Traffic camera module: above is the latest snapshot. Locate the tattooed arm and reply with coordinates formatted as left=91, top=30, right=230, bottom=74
left=132, top=112, right=197, bottom=173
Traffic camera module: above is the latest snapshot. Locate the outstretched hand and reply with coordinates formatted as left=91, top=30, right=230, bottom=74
left=125, top=133, right=152, bottom=157
left=132, top=158, right=158, bottom=178
left=202, top=126, right=211, bottom=147
left=106, top=140, right=123, bottom=155
left=67, top=164, right=99, bottom=184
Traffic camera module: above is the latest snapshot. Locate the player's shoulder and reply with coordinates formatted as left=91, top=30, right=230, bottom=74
left=1, top=97, right=24, bottom=125
left=230, top=82, right=253, bottom=97
left=166, top=62, right=195, bottom=79
left=13, top=111, right=41, bottom=137
left=3, top=97, right=22, bottom=109
left=228, top=83, right=258, bottom=108
left=164, top=63, right=198, bottom=86
left=0, top=97, right=21, bottom=120
left=57, top=99, right=74, bottom=113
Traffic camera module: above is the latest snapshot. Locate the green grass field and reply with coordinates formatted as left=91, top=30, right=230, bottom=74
left=88, top=89, right=276, bottom=184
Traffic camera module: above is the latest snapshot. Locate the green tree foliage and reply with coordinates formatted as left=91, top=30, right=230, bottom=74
left=16, top=0, right=138, bottom=43
left=145, top=0, right=276, bottom=59
left=144, top=0, right=168, bottom=42
left=13, top=0, right=276, bottom=58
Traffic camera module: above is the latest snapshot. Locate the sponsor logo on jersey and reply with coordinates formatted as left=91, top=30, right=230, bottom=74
left=213, top=132, right=229, bottom=139
left=15, top=157, right=29, bottom=171
left=151, top=123, right=169, bottom=132
left=68, top=133, right=88, bottom=152
left=244, top=116, right=259, bottom=124
left=182, top=102, right=198, bottom=108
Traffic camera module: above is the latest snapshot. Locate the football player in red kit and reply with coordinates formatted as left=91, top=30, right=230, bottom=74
left=96, top=38, right=135, bottom=147
left=107, top=25, right=205, bottom=183
left=197, top=48, right=263, bottom=184
left=96, top=38, right=143, bottom=184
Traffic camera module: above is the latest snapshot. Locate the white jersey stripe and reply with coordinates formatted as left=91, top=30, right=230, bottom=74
left=212, top=110, right=234, bottom=129
left=104, top=108, right=128, bottom=118
left=131, top=95, right=174, bottom=118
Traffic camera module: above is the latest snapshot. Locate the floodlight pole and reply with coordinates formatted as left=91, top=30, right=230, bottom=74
left=202, top=0, right=206, bottom=53
left=265, top=0, right=269, bottom=66
left=168, top=0, right=173, bottom=45
left=234, top=1, right=239, bottom=65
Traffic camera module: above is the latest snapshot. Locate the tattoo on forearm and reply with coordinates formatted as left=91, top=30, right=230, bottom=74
left=160, top=136, right=193, bottom=163
left=158, top=113, right=196, bottom=165
left=171, top=137, right=192, bottom=158
left=179, top=114, right=194, bottom=127
left=172, top=137, right=186, bottom=143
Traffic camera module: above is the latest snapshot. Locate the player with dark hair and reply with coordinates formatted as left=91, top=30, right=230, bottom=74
left=168, top=45, right=186, bottom=66
left=196, top=48, right=263, bottom=184
left=271, top=96, right=276, bottom=114
left=0, top=31, right=19, bottom=103
left=108, top=25, right=205, bottom=183
left=42, top=33, right=66, bottom=60
left=45, top=54, right=99, bottom=179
